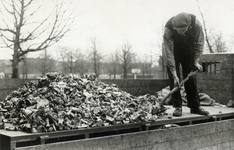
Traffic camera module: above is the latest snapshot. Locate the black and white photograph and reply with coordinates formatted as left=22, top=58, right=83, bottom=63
left=0, top=0, right=234, bottom=149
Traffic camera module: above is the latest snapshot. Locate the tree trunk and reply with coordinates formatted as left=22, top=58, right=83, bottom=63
left=196, top=0, right=214, bottom=53
left=12, top=54, right=19, bottom=78
left=123, top=67, right=127, bottom=79
left=204, top=29, right=214, bottom=53
left=12, top=33, right=20, bottom=79
left=113, top=69, right=116, bottom=79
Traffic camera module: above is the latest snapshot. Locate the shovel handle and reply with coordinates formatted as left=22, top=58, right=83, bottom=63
left=160, top=70, right=198, bottom=106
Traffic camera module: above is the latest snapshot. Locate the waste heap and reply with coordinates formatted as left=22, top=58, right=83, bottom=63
left=0, top=72, right=164, bottom=133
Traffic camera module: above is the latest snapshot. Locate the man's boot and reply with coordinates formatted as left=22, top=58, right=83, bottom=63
left=173, top=107, right=182, bottom=117
left=190, top=107, right=209, bottom=115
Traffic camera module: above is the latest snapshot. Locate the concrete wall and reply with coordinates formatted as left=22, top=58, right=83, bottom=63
left=15, top=119, right=234, bottom=150
left=197, top=53, right=234, bottom=105
left=0, top=78, right=170, bottom=102
left=102, top=79, right=170, bottom=96
left=0, top=79, right=33, bottom=102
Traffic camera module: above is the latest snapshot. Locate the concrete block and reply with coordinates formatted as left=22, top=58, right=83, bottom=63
left=151, top=142, right=171, bottom=150
left=146, top=130, right=164, bottom=144
left=124, top=133, right=148, bottom=148
left=214, top=121, right=229, bottom=133
left=175, top=126, right=193, bottom=139
left=210, top=132, right=223, bottom=146
left=125, top=130, right=163, bottom=147
left=225, top=141, right=234, bottom=150
left=217, top=131, right=231, bottom=144
left=197, top=80, right=208, bottom=91
left=207, top=122, right=217, bottom=134
left=162, top=128, right=186, bottom=142
left=221, top=61, right=233, bottom=69
left=191, top=124, right=210, bottom=137
left=215, top=92, right=232, bottom=104
left=129, top=145, right=154, bottom=150
left=192, top=134, right=212, bottom=149
left=196, top=140, right=234, bottom=150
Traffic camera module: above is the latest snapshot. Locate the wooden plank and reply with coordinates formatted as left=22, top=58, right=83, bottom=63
left=0, top=122, right=143, bottom=150
left=146, top=106, right=234, bottom=129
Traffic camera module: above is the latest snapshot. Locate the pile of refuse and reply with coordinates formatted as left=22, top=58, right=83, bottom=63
left=0, top=72, right=163, bottom=133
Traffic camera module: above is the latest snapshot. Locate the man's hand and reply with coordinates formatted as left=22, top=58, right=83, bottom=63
left=172, top=70, right=180, bottom=88
left=174, top=76, right=180, bottom=88
left=195, top=62, right=203, bottom=72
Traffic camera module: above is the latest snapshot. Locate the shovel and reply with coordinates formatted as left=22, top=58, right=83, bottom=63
left=158, top=70, right=198, bottom=113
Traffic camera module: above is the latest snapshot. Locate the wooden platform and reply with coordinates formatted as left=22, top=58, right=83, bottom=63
left=160, top=105, right=234, bottom=122
left=147, top=105, right=234, bottom=129
left=1, top=106, right=234, bottom=150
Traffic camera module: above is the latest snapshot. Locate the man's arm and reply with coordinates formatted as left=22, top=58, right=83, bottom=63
left=194, top=19, right=205, bottom=71
left=163, top=27, right=180, bottom=86
left=163, top=27, right=175, bottom=72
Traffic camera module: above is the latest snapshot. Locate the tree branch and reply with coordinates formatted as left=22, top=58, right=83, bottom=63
left=196, top=0, right=214, bottom=53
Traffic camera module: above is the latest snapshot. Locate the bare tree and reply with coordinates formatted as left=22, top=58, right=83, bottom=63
left=0, top=0, right=73, bottom=78
left=0, top=60, right=11, bottom=74
left=139, top=56, right=152, bottom=79
left=212, top=32, right=228, bottom=53
left=59, top=47, right=69, bottom=74
left=230, top=35, right=234, bottom=51
left=89, top=38, right=102, bottom=76
left=119, top=42, right=136, bottom=79
left=59, top=47, right=90, bottom=75
left=107, top=50, right=120, bottom=79
left=38, top=49, right=57, bottom=76
left=196, top=0, right=214, bottom=53
left=59, top=47, right=78, bottom=74
left=161, top=43, right=168, bottom=78
left=74, top=53, right=89, bottom=76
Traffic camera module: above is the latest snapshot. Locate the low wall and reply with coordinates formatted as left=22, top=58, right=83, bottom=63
left=102, top=79, right=170, bottom=96
left=197, top=73, right=232, bottom=105
left=0, top=79, right=33, bottom=102
left=0, top=79, right=170, bottom=102
left=0, top=72, right=231, bottom=105
left=197, top=53, right=234, bottom=105
left=14, top=119, right=234, bottom=150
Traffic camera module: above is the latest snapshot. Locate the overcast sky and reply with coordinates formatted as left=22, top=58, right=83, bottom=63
left=1, top=0, right=234, bottom=60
